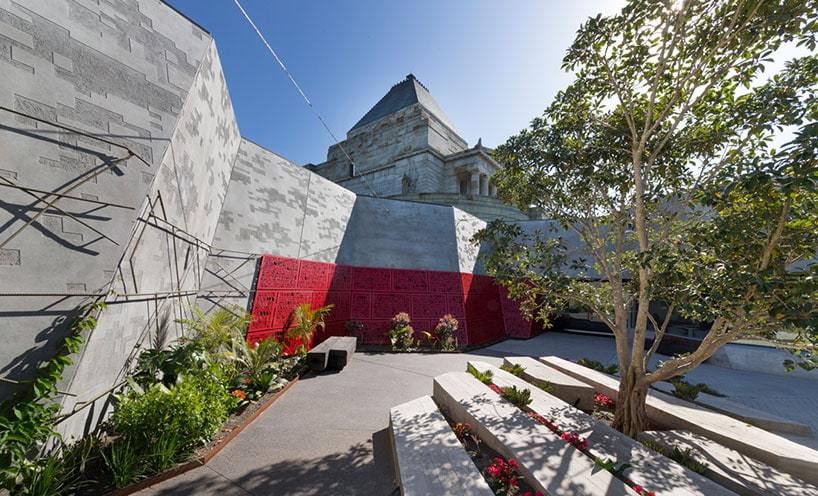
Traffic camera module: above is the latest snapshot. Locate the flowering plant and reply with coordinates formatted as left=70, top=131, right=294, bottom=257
left=632, top=485, right=656, bottom=496
left=231, top=389, right=245, bottom=401
left=452, top=422, right=472, bottom=439
left=527, top=412, right=561, bottom=435
left=387, top=312, right=415, bottom=350
left=560, top=431, right=589, bottom=451
left=594, top=393, right=614, bottom=410
left=523, top=493, right=544, bottom=496
left=488, top=384, right=506, bottom=396
left=485, top=457, right=520, bottom=494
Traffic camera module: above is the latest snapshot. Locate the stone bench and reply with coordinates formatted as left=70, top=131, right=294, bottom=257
left=327, top=336, right=356, bottom=370
left=639, top=430, right=818, bottom=496
left=433, top=371, right=634, bottom=495
left=503, top=356, right=595, bottom=410
left=540, top=356, right=818, bottom=485
left=651, top=382, right=812, bottom=437
left=389, top=395, right=494, bottom=496
left=306, top=336, right=356, bottom=372
left=468, top=361, right=735, bottom=496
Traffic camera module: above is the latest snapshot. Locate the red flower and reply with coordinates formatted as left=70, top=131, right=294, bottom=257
left=231, top=389, right=245, bottom=400
left=244, top=377, right=252, bottom=385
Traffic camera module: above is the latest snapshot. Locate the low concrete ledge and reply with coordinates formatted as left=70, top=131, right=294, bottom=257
left=541, top=356, right=818, bottom=485
left=389, top=395, right=493, bottom=496
left=469, top=361, right=734, bottom=496
left=433, top=371, right=635, bottom=495
left=651, top=382, right=812, bottom=437
left=639, top=430, right=818, bottom=496
left=327, top=336, right=356, bottom=370
left=503, top=356, right=595, bottom=410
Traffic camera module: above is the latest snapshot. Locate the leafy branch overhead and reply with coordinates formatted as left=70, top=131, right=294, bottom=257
left=477, top=0, right=818, bottom=436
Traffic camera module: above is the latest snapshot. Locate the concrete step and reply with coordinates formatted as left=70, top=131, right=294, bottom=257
left=651, top=382, right=812, bottom=437
left=503, top=356, right=595, bottom=410
left=468, top=361, right=736, bottom=496
left=432, top=371, right=636, bottom=496
left=639, top=430, right=818, bottom=496
left=389, top=395, right=493, bottom=496
left=540, top=356, right=818, bottom=486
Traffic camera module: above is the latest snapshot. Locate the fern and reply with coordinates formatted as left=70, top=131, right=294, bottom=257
left=467, top=363, right=494, bottom=384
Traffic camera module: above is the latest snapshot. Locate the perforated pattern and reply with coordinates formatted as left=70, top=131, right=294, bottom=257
left=352, top=267, right=392, bottom=291
left=391, top=269, right=428, bottom=292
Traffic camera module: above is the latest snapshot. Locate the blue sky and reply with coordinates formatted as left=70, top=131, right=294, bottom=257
left=166, top=1, right=625, bottom=165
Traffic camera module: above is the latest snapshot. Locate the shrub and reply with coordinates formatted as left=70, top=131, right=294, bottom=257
left=466, top=363, right=494, bottom=384
left=501, top=386, right=532, bottom=409
left=578, top=358, right=619, bottom=375
left=642, top=439, right=707, bottom=474
left=434, top=314, right=459, bottom=351
left=228, top=336, right=283, bottom=392
left=109, top=373, right=234, bottom=454
left=102, top=438, right=145, bottom=488
left=134, top=342, right=211, bottom=388
left=177, top=305, right=250, bottom=355
left=500, top=363, right=526, bottom=376
left=387, top=312, right=415, bottom=350
left=485, top=457, right=520, bottom=494
left=286, top=303, right=333, bottom=355
left=535, top=380, right=554, bottom=393
left=669, top=380, right=708, bottom=402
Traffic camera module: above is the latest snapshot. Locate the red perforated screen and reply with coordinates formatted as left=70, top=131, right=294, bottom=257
left=246, top=255, right=535, bottom=351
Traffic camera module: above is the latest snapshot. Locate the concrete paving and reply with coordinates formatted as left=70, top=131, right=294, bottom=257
left=139, top=332, right=818, bottom=496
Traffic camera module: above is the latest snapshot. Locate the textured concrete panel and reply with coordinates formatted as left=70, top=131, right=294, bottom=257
left=58, top=40, right=239, bottom=439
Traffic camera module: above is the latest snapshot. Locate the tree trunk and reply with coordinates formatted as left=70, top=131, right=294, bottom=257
left=611, top=365, right=648, bottom=438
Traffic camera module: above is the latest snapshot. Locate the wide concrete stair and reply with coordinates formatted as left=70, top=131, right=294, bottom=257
left=389, top=395, right=493, bottom=496
left=541, top=355, right=818, bottom=486
left=467, top=361, right=735, bottom=496
left=502, top=356, right=595, bottom=410
left=432, top=371, right=635, bottom=495
left=639, top=430, right=818, bottom=496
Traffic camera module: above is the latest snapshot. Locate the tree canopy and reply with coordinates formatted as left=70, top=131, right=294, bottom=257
left=476, top=0, right=818, bottom=435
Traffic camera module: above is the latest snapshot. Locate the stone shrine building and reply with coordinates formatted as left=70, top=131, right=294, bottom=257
left=306, top=75, right=533, bottom=221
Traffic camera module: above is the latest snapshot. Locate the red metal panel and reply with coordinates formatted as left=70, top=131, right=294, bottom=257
left=272, top=290, right=314, bottom=328
left=327, top=264, right=353, bottom=291
left=371, top=293, right=413, bottom=319
left=248, top=291, right=276, bottom=332
left=361, top=320, right=391, bottom=344
left=392, top=269, right=428, bottom=293
left=297, top=259, right=332, bottom=290
left=446, top=294, right=466, bottom=319
left=352, top=266, right=392, bottom=292
left=257, top=255, right=300, bottom=290
left=351, top=292, right=372, bottom=320
left=464, top=293, right=503, bottom=320
left=427, top=270, right=463, bottom=294
left=324, top=291, right=352, bottom=322
left=411, top=293, right=448, bottom=320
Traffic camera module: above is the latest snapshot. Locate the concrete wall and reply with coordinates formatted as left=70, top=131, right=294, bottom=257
left=0, top=0, right=211, bottom=399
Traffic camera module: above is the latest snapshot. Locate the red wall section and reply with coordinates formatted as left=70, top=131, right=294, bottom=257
left=247, top=254, right=534, bottom=349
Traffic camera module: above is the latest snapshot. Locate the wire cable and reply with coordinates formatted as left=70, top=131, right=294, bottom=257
left=232, top=0, right=386, bottom=206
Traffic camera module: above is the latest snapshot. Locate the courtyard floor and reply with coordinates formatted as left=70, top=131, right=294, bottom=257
left=139, top=332, right=818, bottom=495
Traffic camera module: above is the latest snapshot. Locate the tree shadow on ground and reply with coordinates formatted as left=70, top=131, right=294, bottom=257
left=151, top=429, right=398, bottom=495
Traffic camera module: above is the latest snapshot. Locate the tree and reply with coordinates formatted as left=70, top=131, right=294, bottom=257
left=477, top=0, right=818, bottom=437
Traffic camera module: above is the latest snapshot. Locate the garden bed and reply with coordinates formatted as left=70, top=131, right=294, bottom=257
left=110, top=376, right=300, bottom=496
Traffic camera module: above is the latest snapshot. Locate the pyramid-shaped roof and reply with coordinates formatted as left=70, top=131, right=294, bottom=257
left=350, top=74, right=458, bottom=134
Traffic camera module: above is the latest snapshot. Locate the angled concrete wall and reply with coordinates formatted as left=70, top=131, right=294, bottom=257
left=0, top=0, right=211, bottom=399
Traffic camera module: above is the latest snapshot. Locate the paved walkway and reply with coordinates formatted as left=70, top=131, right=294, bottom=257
left=140, top=332, right=818, bottom=495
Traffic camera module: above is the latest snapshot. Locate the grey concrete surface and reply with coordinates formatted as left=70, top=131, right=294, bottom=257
left=138, top=332, right=818, bottom=496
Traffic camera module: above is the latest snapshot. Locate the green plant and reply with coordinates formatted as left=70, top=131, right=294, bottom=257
left=102, top=438, right=145, bottom=488
left=177, top=305, right=250, bottom=355
left=0, top=300, right=105, bottom=491
left=109, top=373, right=233, bottom=454
left=466, top=363, right=494, bottom=385
left=287, top=303, right=333, bottom=355
left=134, top=342, right=211, bottom=388
left=669, top=381, right=708, bottom=402
left=434, top=314, right=459, bottom=351
left=500, top=363, right=526, bottom=377
left=595, top=457, right=632, bottom=477
left=535, top=380, right=554, bottom=394
left=577, top=358, right=619, bottom=375
left=149, top=431, right=188, bottom=472
left=642, top=439, right=708, bottom=474
left=387, top=312, right=415, bottom=350
left=228, top=336, right=283, bottom=391
left=501, top=386, right=532, bottom=409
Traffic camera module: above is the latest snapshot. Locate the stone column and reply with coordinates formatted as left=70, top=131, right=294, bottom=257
left=489, top=184, right=497, bottom=197
left=479, top=174, right=489, bottom=196
left=470, top=171, right=480, bottom=196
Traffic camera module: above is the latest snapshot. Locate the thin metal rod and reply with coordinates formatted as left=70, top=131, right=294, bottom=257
left=0, top=377, right=77, bottom=396
left=0, top=181, right=135, bottom=210
left=0, top=175, right=121, bottom=247
left=0, top=154, right=131, bottom=249
left=0, top=105, right=152, bottom=167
